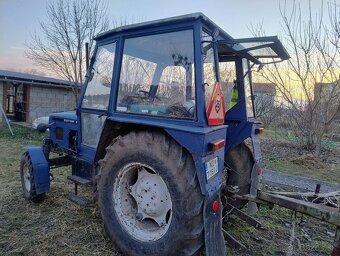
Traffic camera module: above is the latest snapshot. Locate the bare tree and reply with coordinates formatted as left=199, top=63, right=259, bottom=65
left=252, top=0, right=340, bottom=156
left=26, top=0, right=109, bottom=101
left=254, top=93, right=283, bottom=127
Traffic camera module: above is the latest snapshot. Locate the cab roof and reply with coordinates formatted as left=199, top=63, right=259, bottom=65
left=94, top=12, right=232, bottom=41
left=94, top=13, right=290, bottom=64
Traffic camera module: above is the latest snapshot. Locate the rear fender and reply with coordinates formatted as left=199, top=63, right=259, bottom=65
left=248, top=125, right=263, bottom=215
left=165, top=126, right=227, bottom=195
left=25, top=147, right=50, bottom=194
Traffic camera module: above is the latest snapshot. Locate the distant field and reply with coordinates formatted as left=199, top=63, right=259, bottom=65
left=0, top=125, right=336, bottom=255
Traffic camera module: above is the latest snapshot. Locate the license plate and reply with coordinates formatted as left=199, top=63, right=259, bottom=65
left=205, top=157, right=218, bottom=180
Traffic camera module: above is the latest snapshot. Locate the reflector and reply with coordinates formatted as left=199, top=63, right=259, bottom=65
left=212, top=200, right=219, bottom=212
left=206, top=82, right=225, bottom=126
left=209, top=139, right=225, bottom=151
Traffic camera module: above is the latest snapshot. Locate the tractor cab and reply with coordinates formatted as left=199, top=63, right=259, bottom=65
left=21, top=13, right=289, bottom=256
left=75, top=14, right=289, bottom=161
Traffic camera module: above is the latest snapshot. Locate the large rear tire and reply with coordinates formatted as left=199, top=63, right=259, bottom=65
left=224, top=142, right=254, bottom=209
left=98, top=131, right=204, bottom=256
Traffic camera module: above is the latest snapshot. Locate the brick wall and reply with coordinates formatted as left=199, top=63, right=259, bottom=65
left=28, top=86, right=75, bottom=123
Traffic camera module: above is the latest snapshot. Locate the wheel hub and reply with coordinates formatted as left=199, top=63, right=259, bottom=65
left=129, top=167, right=171, bottom=227
left=112, top=162, right=173, bottom=242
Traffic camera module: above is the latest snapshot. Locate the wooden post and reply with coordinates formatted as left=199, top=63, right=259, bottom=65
left=332, top=207, right=340, bottom=256
left=0, top=104, right=14, bottom=136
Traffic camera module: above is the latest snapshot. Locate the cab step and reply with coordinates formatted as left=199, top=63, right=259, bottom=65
left=67, top=193, right=90, bottom=207
left=67, top=175, right=92, bottom=185
left=67, top=175, right=92, bottom=206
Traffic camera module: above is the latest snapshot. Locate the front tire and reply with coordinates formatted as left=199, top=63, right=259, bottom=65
left=20, top=152, right=46, bottom=202
left=98, top=131, right=204, bottom=256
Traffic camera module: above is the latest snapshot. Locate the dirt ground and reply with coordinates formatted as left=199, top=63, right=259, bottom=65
left=261, top=138, right=339, bottom=167
left=0, top=126, right=338, bottom=255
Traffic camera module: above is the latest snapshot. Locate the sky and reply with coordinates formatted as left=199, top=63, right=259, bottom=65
left=0, top=0, right=332, bottom=78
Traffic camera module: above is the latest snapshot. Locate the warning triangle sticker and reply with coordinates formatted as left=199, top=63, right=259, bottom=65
left=206, top=82, right=225, bottom=125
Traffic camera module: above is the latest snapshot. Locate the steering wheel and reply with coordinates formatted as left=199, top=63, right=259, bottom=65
left=138, top=89, right=161, bottom=102
left=138, top=90, right=149, bottom=96
left=168, top=104, right=192, bottom=118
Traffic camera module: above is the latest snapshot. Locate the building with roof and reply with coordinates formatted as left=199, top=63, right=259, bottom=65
left=253, top=82, right=276, bottom=94
left=0, top=70, right=76, bottom=124
left=252, top=82, right=276, bottom=108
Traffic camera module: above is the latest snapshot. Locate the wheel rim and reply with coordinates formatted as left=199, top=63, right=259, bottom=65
left=113, top=162, right=172, bottom=242
left=23, top=163, right=31, bottom=192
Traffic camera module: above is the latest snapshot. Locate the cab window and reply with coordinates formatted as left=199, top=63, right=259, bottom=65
left=242, top=59, right=255, bottom=118
left=116, top=29, right=196, bottom=119
left=82, top=42, right=116, bottom=109
left=219, top=61, right=237, bottom=110
left=202, top=31, right=217, bottom=110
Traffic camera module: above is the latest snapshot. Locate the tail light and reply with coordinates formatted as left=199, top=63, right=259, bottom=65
left=255, top=128, right=265, bottom=134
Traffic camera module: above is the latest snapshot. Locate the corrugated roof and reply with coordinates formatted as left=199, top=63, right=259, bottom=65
left=0, top=69, right=72, bottom=87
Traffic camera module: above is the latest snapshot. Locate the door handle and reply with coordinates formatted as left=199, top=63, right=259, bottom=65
left=98, top=112, right=107, bottom=118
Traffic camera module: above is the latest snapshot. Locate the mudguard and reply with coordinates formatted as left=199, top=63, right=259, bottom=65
left=248, top=162, right=260, bottom=215
left=191, top=145, right=226, bottom=255
left=204, top=193, right=226, bottom=256
left=25, top=147, right=50, bottom=194
left=248, top=134, right=262, bottom=215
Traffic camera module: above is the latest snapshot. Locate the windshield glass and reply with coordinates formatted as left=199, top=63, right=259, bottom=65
left=219, top=61, right=237, bottom=110
left=242, top=58, right=254, bottom=118
left=202, top=31, right=217, bottom=109
left=82, top=43, right=116, bottom=109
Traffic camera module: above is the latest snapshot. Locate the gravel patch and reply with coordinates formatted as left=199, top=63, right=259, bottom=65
left=262, top=169, right=340, bottom=193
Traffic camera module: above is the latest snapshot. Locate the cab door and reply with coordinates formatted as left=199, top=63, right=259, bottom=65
left=78, top=41, right=117, bottom=160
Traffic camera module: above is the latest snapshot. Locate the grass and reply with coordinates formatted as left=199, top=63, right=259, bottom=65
left=0, top=125, right=337, bottom=255
left=262, top=125, right=340, bottom=150
left=227, top=205, right=334, bottom=256
left=260, top=126, right=340, bottom=184
left=0, top=125, right=116, bottom=255
left=260, top=126, right=293, bottom=142
left=263, top=159, right=340, bottom=184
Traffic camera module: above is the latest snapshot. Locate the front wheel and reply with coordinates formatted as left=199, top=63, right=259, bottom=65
left=20, top=152, right=46, bottom=202
left=98, top=132, right=204, bottom=255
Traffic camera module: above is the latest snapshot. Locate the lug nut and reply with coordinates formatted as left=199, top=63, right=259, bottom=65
left=136, top=213, right=143, bottom=221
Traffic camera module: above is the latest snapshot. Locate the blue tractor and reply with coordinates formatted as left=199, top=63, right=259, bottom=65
left=20, top=13, right=289, bottom=255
